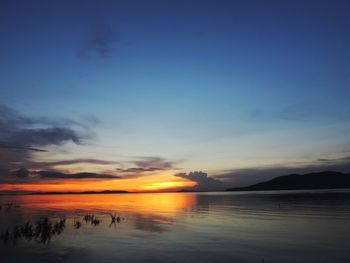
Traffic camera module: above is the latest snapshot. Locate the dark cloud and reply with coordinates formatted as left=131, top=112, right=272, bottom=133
left=11, top=168, right=30, bottom=178
left=117, top=157, right=177, bottom=178
left=36, top=171, right=119, bottom=179
left=0, top=104, right=86, bottom=148
left=1, top=169, right=119, bottom=183
left=78, top=23, right=117, bottom=59
left=8, top=127, right=81, bottom=146
left=216, top=157, right=350, bottom=188
left=39, top=158, right=116, bottom=167
left=0, top=104, right=93, bottom=172
left=0, top=144, right=47, bottom=152
left=116, top=167, right=161, bottom=173
left=175, top=171, right=223, bottom=191
left=317, top=156, right=350, bottom=162
left=134, top=157, right=174, bottom=170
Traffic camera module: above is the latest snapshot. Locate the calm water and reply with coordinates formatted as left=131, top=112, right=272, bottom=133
left=1, top=190, right=350, bottom=263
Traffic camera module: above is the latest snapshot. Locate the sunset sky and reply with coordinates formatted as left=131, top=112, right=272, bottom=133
left=1, top=0, right=350, bottom=192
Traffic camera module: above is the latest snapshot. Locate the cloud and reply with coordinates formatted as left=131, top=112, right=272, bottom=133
left=0, top=104, right=86, bottom=147
left=13, top=158, right=119, bottom=176
left=175, top=171, right=223, bottom=191
left=8, top=127, right=81, bottom=146
left=0, top=144, right=47, bottom=152
left=117, top=157, right=178, bottom=178
left=215, top=157, right=350, bottom=188
left=36, top=171, right=119, bottom=179
left=317, top=156, right=350, bottom=162
left=0, top=104, right=92, bottom=171
left=78, top=23, right=117, bottom=59
left=38, top=158, right=116, bottom=167
left=11, top=168, right=30, bottom=178
left=134, top=157, right=174, bottom=170
left=2, top=168, right=119, bottom=184
left=116, top=167, right=161, bottom=173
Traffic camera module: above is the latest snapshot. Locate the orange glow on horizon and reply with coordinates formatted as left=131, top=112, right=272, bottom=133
left=13, top=192, right=198, bottom=217
left=140, top=181, right=196, bottom=192
left=0, top=172, right=197, bottom=193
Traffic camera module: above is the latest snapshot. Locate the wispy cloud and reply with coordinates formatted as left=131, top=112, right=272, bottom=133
left=317, top=156, right=350, bottom=162
left=22, top=158, right=118, bottom=172
left=116, top=167, right=162, bottom=173
left=0, top=104, right=88, bottom=148
left=0, top=144, right=47, bottom=152
left=0, top=104, right=95, bottom=172
left=117, top=157, right=178, bottom=179
left=39, top=158, right=116, bottom=167
left=78, top=23, right=117, bottom=59
left=8, top=168, right=119, bottom=182
left=37, top=170, right=119, bottom=179
left=251, top=101, right=350, bottom=123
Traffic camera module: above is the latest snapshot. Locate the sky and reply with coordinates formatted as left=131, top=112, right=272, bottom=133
left=0, top=0, right=350, bottom=192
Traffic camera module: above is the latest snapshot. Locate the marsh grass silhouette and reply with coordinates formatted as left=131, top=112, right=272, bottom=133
left=0, top=229, right=10, bottom=244
left=53, top=218, right=66, bottom=234
left=74, top=219, right=82, bottom=229
left=0, top=217, right=66, bottom=245
left=0, top=212, right=123, bottom=245
left=91, top=217, right=101, bottom=226
left=83, top=214, right=94, bottom=223
left=108, top=213, right=121, bottom=227
left=82, top=214, right=102, bottom=226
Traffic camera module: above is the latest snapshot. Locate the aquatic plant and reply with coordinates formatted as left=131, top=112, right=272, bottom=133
left=0, top=228, right=10, bottom=244
left=108, top=212, right=123, bottom=227
left=0, top=212, right=122, bottom=245
left=1, top=217, right=66, bottom=245
left=21, top=221, right=35, bottom=240
left=83, top=214, right=94, bottom=223
left=91, top=217, right=101, bottom=226
left=109, top=213, right=117, bottom=223
left=74, top=220, right=82, bottom=229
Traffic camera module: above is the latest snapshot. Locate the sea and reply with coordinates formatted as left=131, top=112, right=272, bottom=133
left=1, top=190, right=350, bottom=263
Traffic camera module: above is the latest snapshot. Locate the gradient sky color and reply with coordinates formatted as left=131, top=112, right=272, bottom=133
left=1, top=0, right=350, bottom=192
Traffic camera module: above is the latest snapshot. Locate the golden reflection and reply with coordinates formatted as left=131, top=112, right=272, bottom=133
left=15, top=193, right=197, bottom=216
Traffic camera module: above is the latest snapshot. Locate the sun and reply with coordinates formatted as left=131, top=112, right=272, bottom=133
left=140, top=181, right=196, bottom=192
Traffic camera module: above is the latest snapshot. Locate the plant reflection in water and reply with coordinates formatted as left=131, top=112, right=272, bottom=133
left=0, top=211, right=123, bottom=245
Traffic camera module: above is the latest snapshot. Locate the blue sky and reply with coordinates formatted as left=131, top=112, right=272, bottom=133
left=0, top=0, right=350, bottom=190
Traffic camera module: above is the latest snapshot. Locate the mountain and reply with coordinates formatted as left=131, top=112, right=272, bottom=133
left=226, top=171, right=350, bottom=191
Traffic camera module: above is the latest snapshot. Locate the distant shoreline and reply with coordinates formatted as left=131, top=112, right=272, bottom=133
left=31, top=190, right=129, bottom=195
left=1, top=188, right=350, bottom=196
left=0, top=190, right=128, bottom=196
left=2, top=171, right=350, bottom=195
left=226, top=171, right=350, bottom=192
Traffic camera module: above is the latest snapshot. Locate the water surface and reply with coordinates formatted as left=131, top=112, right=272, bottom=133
left=1, top=190, right=350, bottom=263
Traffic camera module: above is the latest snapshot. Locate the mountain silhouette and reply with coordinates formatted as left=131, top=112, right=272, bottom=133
left=226, top=171, right=350, bottom=191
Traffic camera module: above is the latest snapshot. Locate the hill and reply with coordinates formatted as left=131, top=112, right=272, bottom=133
left=226, top=171, right=350, bottom=191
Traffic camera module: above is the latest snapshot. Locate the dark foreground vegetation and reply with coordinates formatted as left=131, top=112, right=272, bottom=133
left=0, top=212, right=123, bottom=245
